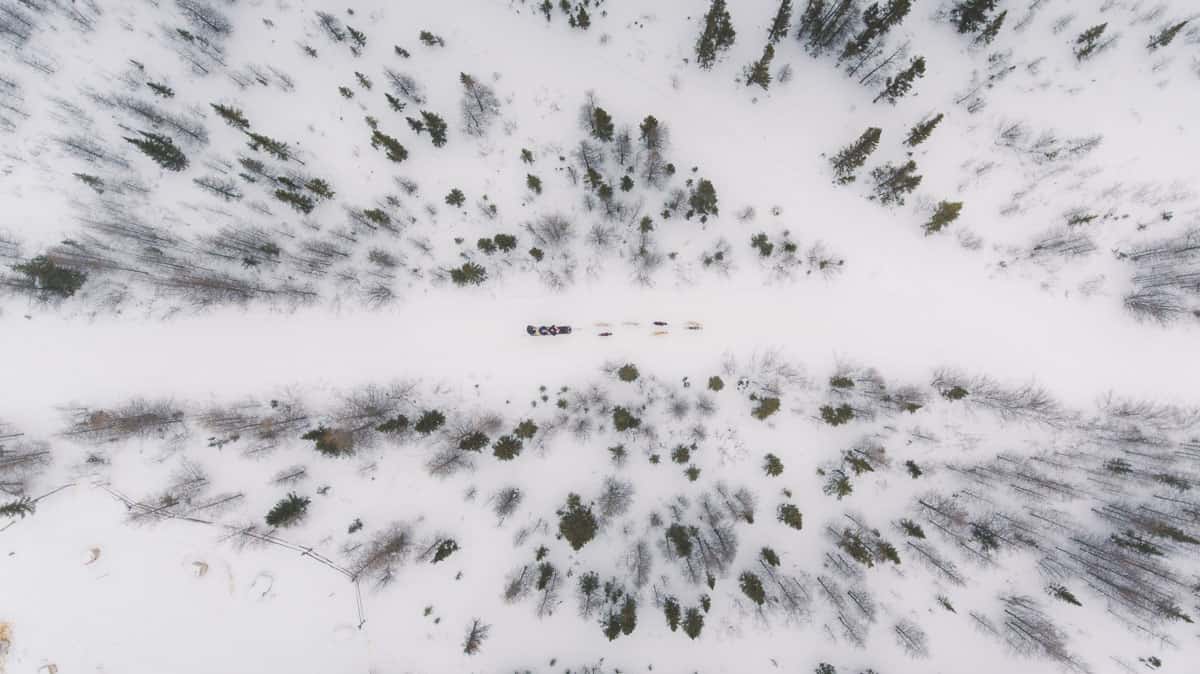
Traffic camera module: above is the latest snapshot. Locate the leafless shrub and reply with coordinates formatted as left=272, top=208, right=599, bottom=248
left=492, top=485, right=523, bottom=521
left=527, top=213, right=576, bottom=250
left=597, top=476, right=635, bottom=521
left=0, top=429, right=51, bottom=497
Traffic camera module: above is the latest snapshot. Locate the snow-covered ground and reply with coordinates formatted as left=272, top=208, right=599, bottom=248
left=3, top=0, right=1200, bottom=673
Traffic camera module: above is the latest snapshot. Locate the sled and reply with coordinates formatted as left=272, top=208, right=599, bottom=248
left=526, top=325, right=572, bottom=336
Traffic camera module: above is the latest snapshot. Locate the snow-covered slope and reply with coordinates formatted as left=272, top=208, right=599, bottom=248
left=2, top=1, right=1200, bottom=673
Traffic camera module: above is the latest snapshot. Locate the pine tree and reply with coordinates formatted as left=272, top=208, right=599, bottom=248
left=590, top=107, right=614, bottom=142
left=557, top=493, right=598, bottom=550
left=370, top=129, right=408, bottom=162
left=0, top=497, right=35, bottom=519
left=767, top=0, right=792, bottom=44
left=421, top=111, right=448, bottom=147
left=1148, top=20, right=1189, bottom=50
left=689, top=179, right=719, bottom=217
left=265, top=492, right=310, bottom=528
left=305, top=178, right=335, bottom=199
left=777, top=503, right=803, bottom=529
left=274, top=189, right=315, bottom=214
left=639, top=115, right=664, bottom=152
left=763, top=453, right=784, bottom=476
left=739, top=572, right=766, bottom=605
left=1074, top=23, right=1108, bottom=61
left=694, top=0, right=736, bottom=70
left=682, top=607, right=705, bottom=639
left=871, top=160, right=923, bottom=206
left=619, top=596, right=638, bottom=635
left=13, top=256, right=87, bottom=298
left=975, top=9, right=1006, bottom=45
left=540, top=0, right=553, bottom=21
left=445, top=188, right=465, bottom=207
left=526, top=174, right=542, bottom=194
left=797, top=0, right=857, bottom=55
left=414, top=410, right=446, bottom=433
left=493, top=434, right=522, bottom=460
left=840, top=0, right=912, bottom=64
left=146, top=81, right=174, bottom=98
left=385, top=93, right=406, bottom=112
left=663, top=597, right=682, bottom=631
left=431, top=539, right=459, bottom=563
left=246, top=132, right=290, bottom=161
left=830, top=127, right=882, bottom=184
left=745, top=43, right=775, bottom=89
left=574, top=6, right=591, bottom=29
left=873, top=55, right=925, bottom=104
left=904, top=113, right=943, bottom=147
left=949, top=0, right=997, bottom=34
left=347, top=25, right=366, bottom=54
left=124, top=131, right=189, bottom=171
left=924, top=200, right=962, bottom=234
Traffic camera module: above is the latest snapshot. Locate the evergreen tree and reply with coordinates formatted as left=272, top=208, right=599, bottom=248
left=0, top=497, right=35, bottom=519
left=375, top=414, right=409, bottom=434
left=540, top=0, right=553, bottom=21
left=406, top=116, right=425, bottom=134
left=445, top=188, right=465, bottom=207
left=682, top=607, right=705, bottom=639
left=246, top=132, right=291, bottom=161
left=761, top=546, right=781, bottom=566
left=797, top=0, right=857, bottom=55
left=420, top=111, right=448, bottom=147
left=603, top=613, right=622, bottom=641
left=431, top=539, right=459, bottom=563
left=1074, top=23, right=1108, bottom=61
left=370, top=129, right=408, bottom=162
left=904, top=113, right=943, bottom=147
left=745, top=43, right=776, bottom=89
left=514, top=419, right=538, bottom=439
left=265, top=492, right=310, bottom=528
left=830, top=127, right=881, bottom=184
left=274, top=189, right=315, bottom=214
left=526, top=174, right=542, bottom=194
left=763, top=453, right=784, bottom=476
left=975, top=9, right=1006, bottom=45
left=949, top=0, right=997, bottom=34
left=147, top=81, right=174, bottom=98
left=574, top=6, right=591, bottom=29
left=385, top=93, right=406, bottom=112
left=619, top=596, right=638, bottom=635
left=777, top=503, right=803, bottom=529
left=663, top=597, right=682, bottom=631
left=688, top=179, right=719, bottom=218
left=767, top=0, right=792, bottom=44
left=871, top=160, right=923, bottom=206
left=492, top=434, right=522, bottom=460
left=840, top=0, right=912, bottom=64
left=590, top=106, right=615, bottom=142
left=639, top=115, right=665, bottom=152
left=211, top=103, right=250, bottom=129
left=612, top=406, right=641, bottom=431
left=739, top=572, right=766, bottom=605
left=1148, top=20, right=1189, bottom=50
left=617, top=364, right=640, bottom=381
left=924, top=200, right=962, bottom=234
left=873, top=55, right=925, bottom=104
left=458, top=431, right=489, bottom=451
left=13, top=256, right=87, bottom=298
left=557, top=493, right=598, bottom=550
left=305, top=178, right=335, bottom=199
left=694, top=0, right=737, bottom=70
left=124, top=131, right=189, bottom=171
left=414, top=409, right=446, bottom=433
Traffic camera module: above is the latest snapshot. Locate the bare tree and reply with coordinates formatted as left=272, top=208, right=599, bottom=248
left=349, top=523, right=416, bottom=588
left=893, top=618, right=930, bottom=657
left=462, top=618, right=489, bottom=655
left=460, top=72, right=500, bottom=137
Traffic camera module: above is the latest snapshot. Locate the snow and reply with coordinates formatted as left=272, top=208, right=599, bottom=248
left=3, top=0, right=1200, bottom=673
